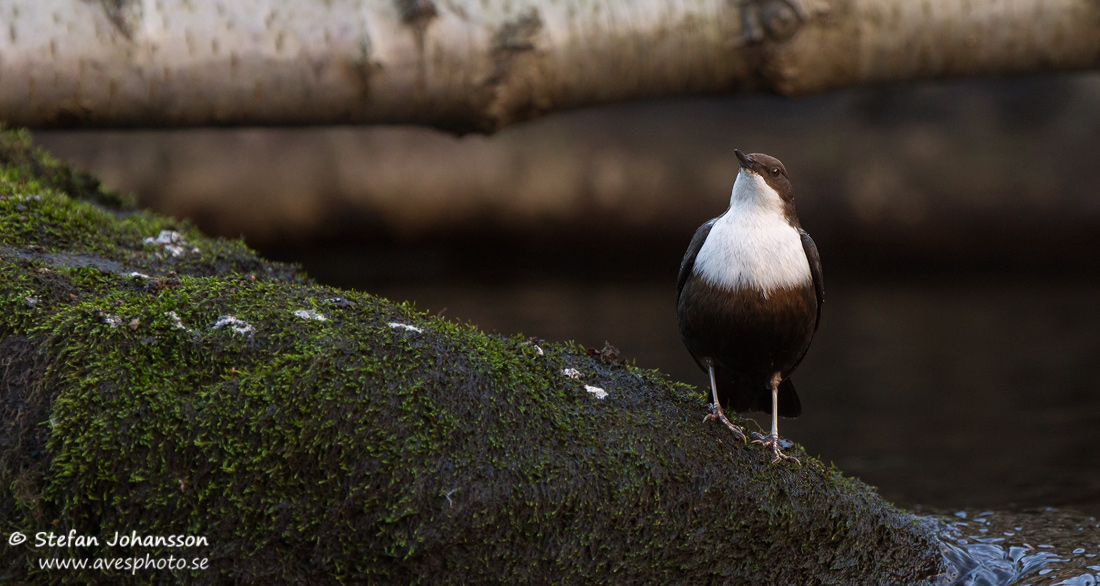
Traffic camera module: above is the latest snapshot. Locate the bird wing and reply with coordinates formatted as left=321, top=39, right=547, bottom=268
left=677, top=218, right=716, bottom=303
left=800, top=230, right=824, bottom=331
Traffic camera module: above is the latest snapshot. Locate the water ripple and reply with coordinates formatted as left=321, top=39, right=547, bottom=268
left=924, top=508, right=1100, bottom=586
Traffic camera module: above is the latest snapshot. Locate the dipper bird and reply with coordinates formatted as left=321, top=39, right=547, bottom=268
left=676, top=150, right=822, bottom=463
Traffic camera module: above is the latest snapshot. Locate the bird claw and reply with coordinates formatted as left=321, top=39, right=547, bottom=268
left=751, top=433, right=800, bottom=465
left=703, top=406, right=746, bottom=443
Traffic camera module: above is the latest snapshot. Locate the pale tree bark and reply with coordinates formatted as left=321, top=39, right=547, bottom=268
left=2, top=0, right=1099, bottom=133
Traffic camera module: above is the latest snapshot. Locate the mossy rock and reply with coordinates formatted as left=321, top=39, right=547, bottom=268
left=0, top=128, right=945, bottom=584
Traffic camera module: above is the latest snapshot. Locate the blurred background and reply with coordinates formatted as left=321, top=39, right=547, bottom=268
left=33, top=72, right=1100, bottom=515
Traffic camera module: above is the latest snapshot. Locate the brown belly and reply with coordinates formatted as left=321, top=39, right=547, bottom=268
left=677, top=272, right=817, bottom=381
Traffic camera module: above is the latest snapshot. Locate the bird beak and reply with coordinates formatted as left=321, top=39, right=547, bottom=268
left=735, top=149, right=751, bottom=170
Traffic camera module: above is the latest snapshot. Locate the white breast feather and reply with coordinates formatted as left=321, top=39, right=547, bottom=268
left=693, top=172, right=811, bottom=294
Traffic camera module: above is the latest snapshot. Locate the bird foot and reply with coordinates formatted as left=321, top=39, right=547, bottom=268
left=703, top=404, right=746, bottom=443
left=751, top=432, right=800, bottom=465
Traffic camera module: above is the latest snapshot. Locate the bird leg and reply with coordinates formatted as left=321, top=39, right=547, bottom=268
left=752, top=372, right=800, bottom=464
left=702, top=361, right=746, bottom=443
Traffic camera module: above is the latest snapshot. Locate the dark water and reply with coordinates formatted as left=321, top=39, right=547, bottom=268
left=284, top=250, right=1100, bottom=584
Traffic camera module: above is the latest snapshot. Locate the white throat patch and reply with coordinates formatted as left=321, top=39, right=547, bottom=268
left=692, top=171, right=811, bottom=293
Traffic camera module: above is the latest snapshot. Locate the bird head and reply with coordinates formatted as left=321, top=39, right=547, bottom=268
left=731, top=149, right=795, bottom=212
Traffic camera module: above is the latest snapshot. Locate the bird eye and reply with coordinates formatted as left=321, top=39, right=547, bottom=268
left=771, top=167, right=781, bottom=176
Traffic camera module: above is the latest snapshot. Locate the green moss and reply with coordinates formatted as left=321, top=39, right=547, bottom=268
left=0, top=128, right=127, bottom=210
left=0, top=128, right=944, bottom=584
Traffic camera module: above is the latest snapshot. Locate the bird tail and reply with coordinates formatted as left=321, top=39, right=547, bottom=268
left=777, top=378, right=802, bottom=418
left=715, top=367, right=802, bottom=418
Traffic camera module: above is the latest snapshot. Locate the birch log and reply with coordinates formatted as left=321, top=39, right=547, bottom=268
left=2, top=0, right=1099, bottom=133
